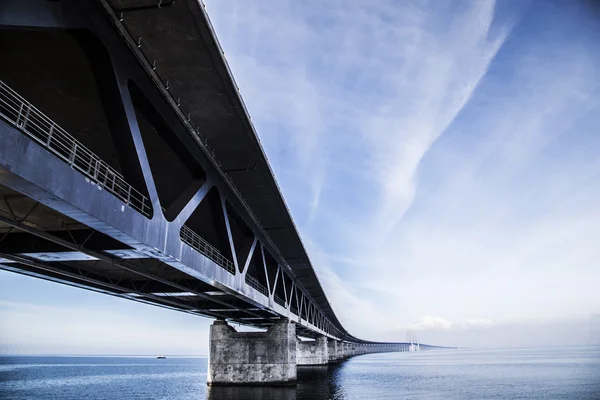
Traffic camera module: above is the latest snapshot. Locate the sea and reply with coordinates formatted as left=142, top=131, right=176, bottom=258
left=0, top=346, right=599, bottom=400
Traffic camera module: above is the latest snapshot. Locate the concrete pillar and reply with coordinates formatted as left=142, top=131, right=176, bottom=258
left=207, top=319, right=297, bottom=386
left=297, top=336, right=328, bottom=366
left=327, top=339, right=339, bottom=362
left=340, top=342, right=348, bottom=358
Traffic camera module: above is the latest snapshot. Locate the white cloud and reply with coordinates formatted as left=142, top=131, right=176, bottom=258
left=361, top=1, right=512, bottom=234
left=208, top=1, right=513, bottom=233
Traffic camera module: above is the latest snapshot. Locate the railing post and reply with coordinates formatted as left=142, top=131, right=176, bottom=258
left=22, top=105, right=31, bottom=129
left=15, top=103, right=24, bottom=126
left=47, top=123, right=54, bottom=147
left=93, top=159, right=99, bottom=181
left=70, top=143, right=77, bottom=166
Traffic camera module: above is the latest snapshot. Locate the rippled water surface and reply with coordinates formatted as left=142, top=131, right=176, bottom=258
left=1, top=346, right=599, bottom=399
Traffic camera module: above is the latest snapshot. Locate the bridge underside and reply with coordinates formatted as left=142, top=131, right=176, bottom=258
left=0, top=0, right=451, bottom=386
left=2, top=0, right=378, bottom=343
left=0, top=1, right=452, bottom=381
left=0, top=182, right=316, bottom=337
left=0, top=0, right=341, bottom=341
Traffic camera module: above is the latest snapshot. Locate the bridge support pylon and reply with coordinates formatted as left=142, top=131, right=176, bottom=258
left=207, top=319, right=297, bottom=386
left=327, top=339, right=340, bottom=362
left=297, top=336, right=328, bottom=366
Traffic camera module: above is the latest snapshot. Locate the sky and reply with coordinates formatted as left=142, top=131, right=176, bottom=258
left=2, top=0, right=600, bottom=354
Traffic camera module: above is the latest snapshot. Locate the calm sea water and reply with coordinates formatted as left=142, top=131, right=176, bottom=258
left=0, top=346, right=599, bottom=400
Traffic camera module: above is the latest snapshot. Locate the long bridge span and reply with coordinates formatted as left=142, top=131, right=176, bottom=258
left=0, top=0, right=447, bottom=385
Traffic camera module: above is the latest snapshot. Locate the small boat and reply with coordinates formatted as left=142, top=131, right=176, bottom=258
left=157, top=355, right=166, bottom=359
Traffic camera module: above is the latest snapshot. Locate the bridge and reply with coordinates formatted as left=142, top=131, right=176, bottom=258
left=0, top=0, right=448, bottom=385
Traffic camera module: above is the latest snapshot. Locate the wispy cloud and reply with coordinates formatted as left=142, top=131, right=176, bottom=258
left=206, top=1, right=513, bottom=232
left=361, top=1, right=512, bottom=234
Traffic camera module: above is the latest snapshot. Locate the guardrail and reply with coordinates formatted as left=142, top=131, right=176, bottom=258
left=245, top=274, right=268, bottom=297
left=0, top=80, right=153, bottom=218
left=180, top=224, right=235, bottom=275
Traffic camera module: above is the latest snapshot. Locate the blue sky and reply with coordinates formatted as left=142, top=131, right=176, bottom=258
left=1, top=0, right=600, bottom=354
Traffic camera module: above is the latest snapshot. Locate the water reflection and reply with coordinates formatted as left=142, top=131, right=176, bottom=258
left=297, top=364, right=338, bottom=400
left=207, top=385, right=297, bottom=400
left=206, top=362, right=347, bottom=400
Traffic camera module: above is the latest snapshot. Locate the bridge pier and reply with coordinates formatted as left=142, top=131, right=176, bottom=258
left=296, top=336, right=328, bottom=366
left=340, top=342, right=348, bottom=359
left=327, top=339, right=340, bottom=362
left=344, top=343, right=353, bottom=358
left=349, top=343, right=356, bottom=357
left=207, top=319, right=297, bottom=386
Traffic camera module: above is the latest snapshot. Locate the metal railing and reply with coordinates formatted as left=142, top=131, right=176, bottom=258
left=180, top=224, right=235, bottom=275
left=274, top=294, right=286, bottom=308
left=0, top=80, right=152, bottom=218
left=245, top=274, right=268, bottom=297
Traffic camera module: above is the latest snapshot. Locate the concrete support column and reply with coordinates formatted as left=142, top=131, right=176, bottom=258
left=297, top=336, right=328, bottom=366
left=207, top=319, right=297, bottom=386
left=340, top=342, right=347, bottom=358
left=327, top=339, right=339, bottom=362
